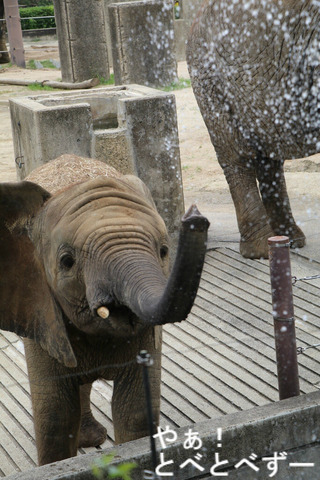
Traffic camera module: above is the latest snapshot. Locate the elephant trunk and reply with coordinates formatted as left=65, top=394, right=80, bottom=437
left=145, top=204, right=209, bottom=325
left=103, top=205, right=210, bottom=326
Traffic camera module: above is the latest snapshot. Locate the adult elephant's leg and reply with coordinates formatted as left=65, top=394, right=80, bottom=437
left=200, top=107, right=274, bottom=258
left=256, top=159, right=306, bottom=248
left=112, top=328, right=162, bottom=444
left=78, top=383, right=107, bottom=447
left=220, top=155, right=274, bottom=258
left=24, top=338, right=81, bottom=465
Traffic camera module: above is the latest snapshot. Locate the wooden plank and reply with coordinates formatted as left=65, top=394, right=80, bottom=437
left=163, top=356, right=234, bottom=415
left=160, top=383, right=203, bottom=424
left=0, top=406, right=36, bottom=468
left=0, top=389, right=35, bottom=445
left=162, top=367, right=220, bottom=420
left=163, top=333, right=261, bottom=409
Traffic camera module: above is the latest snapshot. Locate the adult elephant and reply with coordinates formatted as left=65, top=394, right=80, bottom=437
left=0, top=0, right=9, bottom=63
left=0, top=155, right=209, bottom=465
left=187, top=0, right=320, bottom=258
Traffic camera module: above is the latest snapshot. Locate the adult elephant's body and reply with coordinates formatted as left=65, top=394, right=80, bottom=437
left=0, top=155, right=209, bottom=465
left=187, top=0, right=320, bottom=257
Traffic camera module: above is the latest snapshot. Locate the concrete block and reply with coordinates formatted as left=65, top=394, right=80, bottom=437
left=9, top=85, right=184, bottom=250
left=109, top=0, right=178, bottom=87
left=10, top=98, right=93, bottom=175
left=53, top=0, right=109, bottom=83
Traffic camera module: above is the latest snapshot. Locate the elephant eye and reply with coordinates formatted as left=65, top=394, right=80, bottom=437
left=160, top=245, right=169, bottom=260
left=60, top=253, right=75, bottom=270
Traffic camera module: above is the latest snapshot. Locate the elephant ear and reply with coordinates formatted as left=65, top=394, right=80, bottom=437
left=0, top=181, right=77, bottom=368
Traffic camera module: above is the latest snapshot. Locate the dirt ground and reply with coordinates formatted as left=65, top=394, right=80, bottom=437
left=1, top=39, right=320, bottom=246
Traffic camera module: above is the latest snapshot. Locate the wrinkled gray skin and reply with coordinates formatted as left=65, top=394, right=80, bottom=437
left=0, top=157, right=209, bottom=465
left=187, top=0, right=320, bottom=258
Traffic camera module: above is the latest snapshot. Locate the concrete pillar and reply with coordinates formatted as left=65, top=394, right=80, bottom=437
left=9, top=85, right=184, bottom=252
left=103, top=0, right=116, bottom=67
left=173, top=0, right=204, bottom=60
left=109, top=0, right=178, bottom=87
left=3, top=0, right=25, bottom=67
left=117, top=94, right=183, bottom=244
left=53, top=0, right=109, bottom=82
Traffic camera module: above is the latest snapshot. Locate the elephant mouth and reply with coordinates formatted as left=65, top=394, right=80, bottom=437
left=91, top=303, right=142, bottom=337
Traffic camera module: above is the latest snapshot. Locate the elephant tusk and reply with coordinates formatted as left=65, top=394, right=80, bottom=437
left=97, top=306, right=110, bottom=319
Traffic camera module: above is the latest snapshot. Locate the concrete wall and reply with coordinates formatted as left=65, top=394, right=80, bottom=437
left=6, top=391, right=320, bottom=479
left=9, top=85, right=184, bottom=252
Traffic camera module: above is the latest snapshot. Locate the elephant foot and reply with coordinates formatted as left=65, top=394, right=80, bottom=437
left=239, top=224, right=275, bottom=259
left=78, top=414, right=107, bottom=448
left=290, top=232, right=306, bottom=249
left=240, top=222, right=306, bottom=258
left=273, top=224, right=306, bottom=249
left=240, top=237, right=270, bottom=259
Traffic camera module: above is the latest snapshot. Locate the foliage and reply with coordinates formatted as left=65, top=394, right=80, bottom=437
left=92, top=454, right=137, bottom=480
left=159, top=78, right=191, bottom=91
left=27, top=82, right=54, bottom=91
left=19, top=0, right=53, bottom=6
left=19, top=6, right=55, bottom=30
left=27, top=59, right=57, bottom=69
left=97, top=74, right=115, bottom=85
left=0, top=62, right=12, bottom=68
left=174, top=0, right=181, bottom=19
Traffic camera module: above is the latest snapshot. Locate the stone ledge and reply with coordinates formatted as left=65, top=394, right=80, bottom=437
left=6, top=390, right=320, bottom=480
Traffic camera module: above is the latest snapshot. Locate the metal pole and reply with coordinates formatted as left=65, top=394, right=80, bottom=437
left=3, top=0, right=25, bottom=68
left=268, top=236, right=300, bottom=400
left=137, top=350, right=158, bottom=478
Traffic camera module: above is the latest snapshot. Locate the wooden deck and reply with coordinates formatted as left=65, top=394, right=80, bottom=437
left=1, top=245, right=320, bottom=476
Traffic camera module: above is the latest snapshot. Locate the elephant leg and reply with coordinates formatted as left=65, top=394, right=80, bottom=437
left=112, top=330, right=162, bottom=444
left=222, top=162, right=274, bottom=258
left=24, top=338, right=81, bottom=465
left=192, top=88, right=272, bottom=258
left=256, top=159, right=306, bottom=248
left=78, top=383, right=107, bottom=448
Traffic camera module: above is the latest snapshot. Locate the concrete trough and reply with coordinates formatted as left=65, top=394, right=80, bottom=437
left=9, top=85, right=184, bottom=249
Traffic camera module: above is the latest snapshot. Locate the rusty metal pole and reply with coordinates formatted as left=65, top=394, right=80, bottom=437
left=137, top=351, right=158, bottom=479
left=268, top=236, right=300, bottom=400
left=3, top=0, right=25, bottom=68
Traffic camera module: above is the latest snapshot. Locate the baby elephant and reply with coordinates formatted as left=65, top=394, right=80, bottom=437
left=0, top=155, right=209, bottom=465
